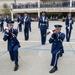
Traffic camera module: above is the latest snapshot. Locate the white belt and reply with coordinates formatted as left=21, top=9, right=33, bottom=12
left=40, top=23, right=46, bottom=26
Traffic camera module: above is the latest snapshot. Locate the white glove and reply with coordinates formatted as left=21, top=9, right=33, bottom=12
left=69, top=20, right=72, bottom=24
left=45, top=19, right=47, bottom=22
left=49, top=30, right=53, bottom=34
left=18, top=22, right=20, bottom=25
left=24, top=19, right=26, bottom=22
left=4, top=27, right=8, bottom=30
left=68, top=27, right=70, bottom=31
left=68, top=27, right=69, bottom=29
left=6, top=29, right=9, bottom=33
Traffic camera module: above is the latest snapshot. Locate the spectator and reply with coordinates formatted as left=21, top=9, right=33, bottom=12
left=12, top=1, right=71, bottom=9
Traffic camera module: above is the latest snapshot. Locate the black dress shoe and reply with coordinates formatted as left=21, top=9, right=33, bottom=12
left=14, top=64, right=19, bottom=71
left=66, top=40, right=69, bottom=42
left=60, top=53, right=63, bottom=57
left=42, top=43, right=45, bottom=45
left=49, top=67, right=58, bottom=73
left=25, top=39, right=28, bottom=41
left=11, top=60, right=14, bottom=61
left=11, top=59, right=14, bottom=61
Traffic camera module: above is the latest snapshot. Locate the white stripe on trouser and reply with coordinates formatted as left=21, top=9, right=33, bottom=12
left=54, top=51, right=60, bottom=67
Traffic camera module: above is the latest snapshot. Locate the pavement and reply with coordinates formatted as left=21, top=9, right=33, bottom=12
left=0, top=21, right=75, bottom=75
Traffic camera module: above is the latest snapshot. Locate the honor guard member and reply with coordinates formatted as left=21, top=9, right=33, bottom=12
left=38, top=11, right=49, bottom=45
left=49, top=25, right=65, bottom=73
left=3, top=21, right=21, bottom=71
left=5, top=15, right=11, bottom=27
left=17, top=14, right=23, bottom=32
left=0, top=14, right=4, bottom=32
left=65, top=12, right=74, bottom=42
left=23, top=12, right=30, bottom=40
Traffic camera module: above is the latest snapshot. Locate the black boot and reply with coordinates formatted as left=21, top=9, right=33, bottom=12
left=14, top=64, right=19, bottom=71
left=60, top=53, right=63, bottom=57
left=10, top=58, right=14, bottom=61
left=11, top=59, right=14, bottom=61
left=49, top=66, right=58, bottom=73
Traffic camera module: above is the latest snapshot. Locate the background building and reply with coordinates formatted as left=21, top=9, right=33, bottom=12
left=0, top=0, right=75, bottom=21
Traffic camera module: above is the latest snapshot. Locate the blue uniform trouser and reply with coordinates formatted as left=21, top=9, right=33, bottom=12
left=51, top=51, right=60, bottom=67
left=29, top=24, right=31, bottom=32
left=0, top=24, right=1, bottom=31
left=9, top=50, right=18, bottom=65
left=0, top=24, right=3, bottom=32
left=18, top=24, right=22, bottom=32
left=66, top=28, right=72, bottom=42
left=1, top=24, right=4, bottom=32
left=40, top=29, right=47, bottom=45
left=30, top=26, right=31, bottom=32
left=61, top=48, right=64, bottom=54
left=7, top=23, right=8, bottom=27
left=24, top=27, right=29, bottom=40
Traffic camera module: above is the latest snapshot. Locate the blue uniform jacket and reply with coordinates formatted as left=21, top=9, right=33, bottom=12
left=65, top=17, right=74, bottom=29
left=0, top=18, right=4, bottom=25
left=5, top=17, right=11, bottom=23
left=23, top=16, right=30, bottom=28
left=49, top=32, right=65, bottom=54
left=17, top=17, right=23, bottom=25
left=3, top=29, right=20, bottom=51
left=29, top=17, right=32, bottom=25
left=38, top=16, right=49, bottom=30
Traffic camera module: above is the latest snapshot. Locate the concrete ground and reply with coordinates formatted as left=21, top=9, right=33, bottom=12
left=0, top=21, right=75, bottom=75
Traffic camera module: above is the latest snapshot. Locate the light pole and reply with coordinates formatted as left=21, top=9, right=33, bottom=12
left=14, top=0, right=16, bottom=4
left=11, top=4, right=13, bottom=21
left=11, top=0, right=16, bottom=20
left=38, top=0, right=40, bottom=17
left=70, top=0, right=72, bottom=12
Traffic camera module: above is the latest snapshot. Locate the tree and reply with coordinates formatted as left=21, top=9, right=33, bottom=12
left=2, top=3, right=11, bottom=17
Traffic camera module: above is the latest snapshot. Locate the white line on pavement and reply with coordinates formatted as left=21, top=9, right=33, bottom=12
left=0, top=39, right=75, bottom=43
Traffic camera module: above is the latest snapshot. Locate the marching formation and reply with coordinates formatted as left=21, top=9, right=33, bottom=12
left=0, top=11, right=74, bottom=73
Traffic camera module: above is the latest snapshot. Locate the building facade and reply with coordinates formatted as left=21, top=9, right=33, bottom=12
left=0, top=0, right=75, bottom=20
